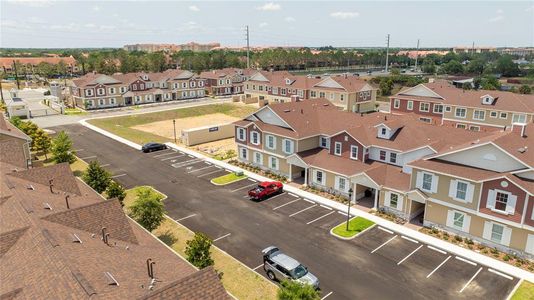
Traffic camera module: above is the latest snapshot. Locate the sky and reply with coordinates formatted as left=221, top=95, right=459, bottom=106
left=1, top=0, right=533, bottom=49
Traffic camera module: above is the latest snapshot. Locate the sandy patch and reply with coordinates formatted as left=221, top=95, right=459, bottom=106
left=191, top=138, right=237, bottom=156
left=132, top=113, right=240, bottom=140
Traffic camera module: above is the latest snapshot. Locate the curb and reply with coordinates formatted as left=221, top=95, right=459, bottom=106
left=330, top=221, right=377, bottom=241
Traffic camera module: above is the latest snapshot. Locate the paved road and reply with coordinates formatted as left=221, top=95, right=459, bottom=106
left=55, top=124, right=520, bottom=300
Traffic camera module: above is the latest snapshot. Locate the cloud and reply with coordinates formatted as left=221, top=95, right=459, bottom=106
left=330, top=11, right=360, bottom=19
left=259, top=22, right=268, bottom=28
left=285, top=17, right=296, bottom=22
left=84, top=23, right=96, bottom=28
left=189, top=5, right=199, bottom=11
left=257, top=2, right=280, bottom=11
left=92, top=5, right=100, bottom=11
left=488, top=15, right=504, bottom=22
left=6, top=0, right=54, bottom=7
left=527, top=5, right=534, bottom=12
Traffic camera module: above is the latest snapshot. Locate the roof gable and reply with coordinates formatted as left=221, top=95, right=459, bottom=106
left=249, top=72, right=270, bottom=82
left=314, top=77, right=345, bottom=90
left=174, top=70, right=194, bottom=80
left=93, top=75, right=121, bottom=85
left=398, top=84, right=443, bottom=99
left=254, top=106, right=293, bottom=129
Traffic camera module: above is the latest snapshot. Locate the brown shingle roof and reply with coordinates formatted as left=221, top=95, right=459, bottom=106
left=0, top=138, right=29, bottom=169
left=8, top=163, right=81, bottom=195
left=364, top=164, right=411, bottom=192
left=0, top=227, right=28, bottom=258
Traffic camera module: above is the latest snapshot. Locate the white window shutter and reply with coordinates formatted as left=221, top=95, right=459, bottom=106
left=486, top=190, right=496, bottom=209
left=397, top=195, right=404, bottom=211
left=482, top=221, right=492, bottom=240
left=446, top=210, right=454, bottom=228
left=448, top=180, right=457, bottom=198
left=506, top=195, right=517, bottom=214
left=431, top=175, right=439, bottom=193
left=466, top=184, right=474, bottom=203
left=462, top=215, right=471, bottom=233
left=526, top=234, right=534, bottom=255
left=416, top=172, right=423, bottom=189
left=384, top=192, right=391, bottom=207
left=502, top=227, right=512, bottom=246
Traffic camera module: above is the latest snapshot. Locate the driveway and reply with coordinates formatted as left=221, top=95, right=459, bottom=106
left=54, top=124, right=520, bottom=300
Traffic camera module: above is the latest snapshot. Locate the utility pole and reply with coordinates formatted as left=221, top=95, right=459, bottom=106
left=245, top=25, right=250, bottom=69
left=385, top=34, right=390, bottom=73
left=414, top=39, right=420, bottom=71
left=12, top=60, right=20, bottom=90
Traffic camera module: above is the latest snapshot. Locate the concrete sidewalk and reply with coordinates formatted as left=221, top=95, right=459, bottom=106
left=79, top=119, right=534, bottom=284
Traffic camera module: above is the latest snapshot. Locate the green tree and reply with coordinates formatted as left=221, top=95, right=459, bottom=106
left=494, top=55, right=520, bottom=77
left=390, top=68, right=401, bottom=75
left=185, top=232, right=214, bottom=269
left=466, top=59, right=485, bottom=75
left=277, top=280, right=320, bottom=300
left=33, top=129, right=52, bottom=159
left=421, top=59, right=436, bottom=74
left=82, top=161, right=112, bottom=193
left=379, top=79, right=394, bottom=96
left=106, top=180, right=126, bottom=205
left=519, top=85, right=531, bottom=94
left=51, top=131, right=76, bottom=164
left=129, top=188, right=165, bottom=231
left=441, top=60, right=464, bottom=75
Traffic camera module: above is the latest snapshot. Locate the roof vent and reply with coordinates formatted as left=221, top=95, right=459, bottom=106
left=471, top=139, right=480, bottom=145
left=71, top=233, right=82, bottom=243
left=518, top=146, right=528, bottom=153
left=104, top=272, right=119, bottom=286
left=27, top=184, right=34, bottom=190
left=43, top=203, right=52, bottom=210
left=323, top=103, right=329, bottom=106
left=283, top=109, right=291, bottom=113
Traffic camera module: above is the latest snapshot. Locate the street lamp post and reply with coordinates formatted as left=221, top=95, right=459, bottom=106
left=172, top=119, right=177, bottom=143
left=346, top=187, right=354, bottom=231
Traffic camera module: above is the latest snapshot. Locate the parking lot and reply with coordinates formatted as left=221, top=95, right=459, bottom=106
left=59, top=124, right=521, bottom=300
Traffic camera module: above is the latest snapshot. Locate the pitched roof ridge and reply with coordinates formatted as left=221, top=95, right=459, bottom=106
left=7, top=163, right=81, bottom=196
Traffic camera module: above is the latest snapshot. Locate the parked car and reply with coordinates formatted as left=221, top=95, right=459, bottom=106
left=141, top=142, right=167, bottom=153
left=262, top=246, right=319, bottom=289
left=248, top=181, right=283, bottom=201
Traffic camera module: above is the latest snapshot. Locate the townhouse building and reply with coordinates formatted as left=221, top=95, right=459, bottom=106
left=390, top=81, right=534, bottom=131
left=233, top=99, right=534, bottom=257
left=200, top=68, right=255, bottom=96
left=70, top=69, right=206, bottom=110
left=243, top=71, right=377, bottom=113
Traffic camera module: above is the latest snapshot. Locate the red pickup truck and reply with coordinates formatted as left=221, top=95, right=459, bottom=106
left=248, top=181, right=284, bottom=201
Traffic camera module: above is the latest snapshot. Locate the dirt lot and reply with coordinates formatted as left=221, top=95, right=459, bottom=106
left=191, top=138, right=237, bottom=157
left=132, top=113, right=240, bottom=140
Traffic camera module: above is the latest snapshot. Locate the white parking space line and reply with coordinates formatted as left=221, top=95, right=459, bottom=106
left=187, top=165, right=214, bottom=173
left=488, top=268, right=514, bottom=280
left=455, top=256, right=477, bottom=266
left=111, top=173, right=127, bottom=178
left=161, top=155, right=185, bottom=161
left=198, top=169, right=225, bottom=178
left=459, top=267, right=483, bottom=293
left=401, top=236, right=419, bottom=244
left=248, top=178, right=257, bottom=182
left=213, top=233, right=231, bottom=242
left=426, top=256, right=451, bottom=278
left=188, top=155, right=194, bottom=158
left=176, top=214, right=197, bottom=222
left=320, top=291, right=333, bottom=300
left=337, top=210, right=348, bottom=216
left=427, top=245, right=447, bottom=255
left=288, top=193, right=299, bottom=198
left=378, top=226, right=394, bottom=234
left=302, top=198, right=314, bottom=204
left=266, top=192, right=288, bottom=201
left=273, top=199, right=300, bottom=210
left=289, top=204, right=317, bottom=217
left=80, top=155, right=96, bottom=160
left=397, top=245, right=423, bottom=265
left=306, top=211, right=335, bottom=225
left=319, top=204, right=332, bottom=210
left=253, top=264, right=263, bottom=271
left=153, top=151, right=177, bottom=158
left=371, top=235, right=398, bottom=253
left=231, top=183, right=258, bottom=193
left=101, top=164, right=110, bottom=167
left=172, top=158, right=203, bottom=168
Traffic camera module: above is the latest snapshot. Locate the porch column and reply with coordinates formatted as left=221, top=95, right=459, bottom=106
left=288, top=163, right=293, bottom=182
left=352, top=182, right=357, bottom=204
left=303, top=167, right=308, bottom=187
left=373, top=188, right=379, bottom=209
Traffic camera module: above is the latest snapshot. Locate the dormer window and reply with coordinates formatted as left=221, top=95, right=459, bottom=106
left=381, top=128, right=387, bottom=135
left=377, top=125, right=390, bottom=139
left=143, top=75, right=148, bottom=80
left=285, top=78, right=292, bottom=85
left=481, top=94, right=494, bottom=105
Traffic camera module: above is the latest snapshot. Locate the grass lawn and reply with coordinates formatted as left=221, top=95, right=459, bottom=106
left=123, top=186, right=165, bottom=211
left=211, top=172, right=247, bottom=185
left=511, top=281, right=534, bottom=300
left=332, top=217, right=375, bottom=238
left=65, top=108, right=88, bottom=116
left=70, top=157, right=88, bottom=176
left=87, top=103, right=256, bottom=145
left=124, top=186, right=278, bottom=300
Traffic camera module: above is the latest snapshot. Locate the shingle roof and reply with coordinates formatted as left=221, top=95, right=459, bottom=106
left=8, top=163, right=81, bottom=195
left=0, top=227, right=28, bottom=258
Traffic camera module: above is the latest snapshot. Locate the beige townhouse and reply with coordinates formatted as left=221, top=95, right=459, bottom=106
left=390, top=80, right=534, bottom=131
left=243, top=71, right=377, bottom=112
left=200, top=68, right=255, bottom=96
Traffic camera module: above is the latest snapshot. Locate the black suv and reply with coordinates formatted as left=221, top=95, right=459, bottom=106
left=141, top=142, right=167, bottom=153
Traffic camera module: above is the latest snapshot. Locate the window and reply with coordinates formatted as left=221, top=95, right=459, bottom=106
left=389, top=152, right=397, bottom=164
left=120, top=86, right=127, bottom=93
left=407, top=101, right=413, bottom=110
left=110, top=98, right=116, bottom=105
left=513, top=114, right=527, bottom=124
left=329, top=93, right=335, bottom=100
left=254, top=152, right=263, bottom=165
left=389, top=193, right=398, bottom=209
left=250, top=131, right=260, bottom=145
left=266, top=135, right=276, bottom=150
left=135, top=96, right=141, bottom=102
left=191, top=81, right=196, bottom=88
left=490, top=223, right=504, bottom=243
left=133, top=85, right=138, bottom=91
left=453, top=211, right=465, bottom=229
left=182, top=82, right=187, bottom=88
left=495, top=192, right=509, bottom=212
left=259, top=85, right=264, bottom=91
left=422, top=173, right=433, bottom=191
left=97, top=88, right=105, bottom=95
left=473, top=110, right=485, bottom=120
left=469, top=125, right=480, bottom=132
left=199, top=81, right=204, bottom=87
left=490, top=111, right=498, bottom=118
left=269, top=156, right=279, bottom=170
left=310, top=91, right=316, bottom=98
left=283, top=139, right=294, bottom=154
left=379, top=150, right=386, bottom=161
left=419, top=117, right=432, bottom=123
left=420, top=102, right=430, bottom=112
left=98, top=99, right=104, bottom=106
left=314, top=170, right=324, bottom=185
left=281, top=89, right=287, bottom=96
left=393, top=99, right=400, bottom=109
left=456, top=123, right=467, bottom=129
left=334, top=142, right=342, bottom=156
left=237, top=128, right=246, bottom=142
left=445, top=106, right=452, bottom=112
left=499, top=112, right=508, bottom=119
left=455, top=181, right=468, bottom=201
left=319, top=92, right=325, bottom=98
left=109, top=87, right=116, bottom=94
left=340, top=94, right=344, bottom=101
left=350, top=145, right=358, bottom=160
left=140, top=84, right=145, bottom=90
left=381, top=128, right=387, bottom=135
left=320, top=136, right=329, bottom=148
left=240, top=148, right=248, bottom=160
left=85, top=89, right=93, bottom=96
left=337, top=177, right=347, bottom=192
left=433, top=104, right=443, bottom=114
left=455, top=107, right=467, bottom=118
left=87, top=100, right=94, bottom=107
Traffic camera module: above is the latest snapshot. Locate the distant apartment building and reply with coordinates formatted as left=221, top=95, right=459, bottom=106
left=498, top=48, right=534, bottom=57
left=70, top=69, right=206, bottom=109
left=0, top=56, right=79, bottom=73
left=389, top=81, right=534, bottom=131
left=123, top=42, right=221, bottom=53
left=453, top=46, right=496, bottom=54
left=199, top=68, right=256, bottom=96
left=233, top=99, right=534, bottom=258
left=243, top=71, right=377, bottom=112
